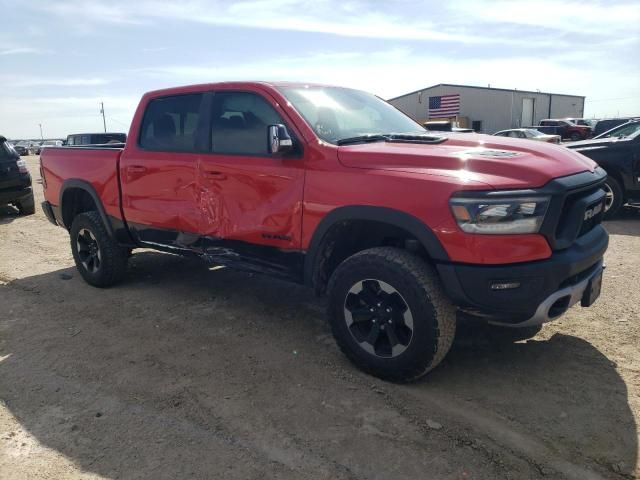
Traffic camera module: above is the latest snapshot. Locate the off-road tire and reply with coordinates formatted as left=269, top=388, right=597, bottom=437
left=327, top=247, right=456, bottom=382
left=70, top=211, right=128, bottom=287
left=603, top=176, right=623, bottom=219
left=16, top=194, right=36, bottom=215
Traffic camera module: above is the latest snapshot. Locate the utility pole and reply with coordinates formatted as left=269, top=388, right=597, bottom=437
left=39, top=123, right=43, bottom=140
left=100, top=102, right=107, bottom=133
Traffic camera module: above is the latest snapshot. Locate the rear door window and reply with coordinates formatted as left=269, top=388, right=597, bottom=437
left=140, top=93, right=204, bottom=152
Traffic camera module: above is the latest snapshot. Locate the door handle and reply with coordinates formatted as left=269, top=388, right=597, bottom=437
left=127, top=165, right=147, bottom=174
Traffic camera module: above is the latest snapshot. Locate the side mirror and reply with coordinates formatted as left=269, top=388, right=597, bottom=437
left=268, top=124, right=293, bottom=155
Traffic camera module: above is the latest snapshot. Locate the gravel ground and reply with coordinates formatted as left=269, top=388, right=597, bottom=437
left=0, top=156, right=638, bottom=479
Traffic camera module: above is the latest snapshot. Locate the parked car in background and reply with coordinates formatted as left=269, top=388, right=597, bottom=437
left=65, top=132, right=127, bottom=146
left=564, top=118, right=597, bottom=129
left=423, top=121, right=474, bottom=133
left=593, top=118, right=638, bottom=137
left=12, top=141, right=31, bottom=156
left=493, top=128, right=561, bottom=144
left=594, top=120, right=640, bottom=140
left=566, top=125, right=640, bottom=217
left=536, top=119, right=591, bottom=141
left=0, top=136, right=35, bottom=215
left=33, top=142, right=43, bottom=155
left=39, top=140, right=64, bottom=152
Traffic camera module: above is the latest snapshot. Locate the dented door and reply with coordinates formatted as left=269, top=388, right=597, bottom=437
left=198, top=90, right=305, bottom=251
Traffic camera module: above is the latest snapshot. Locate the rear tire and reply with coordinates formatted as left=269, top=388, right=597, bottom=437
left=70, top=211, right=128, bottom=287
left=16, top=194, right=36, bottom=216
left=603, top=176, right=623, bottom=219
left=327, top=247, right=456, bottom=382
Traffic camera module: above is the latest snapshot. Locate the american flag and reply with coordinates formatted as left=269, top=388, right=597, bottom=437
left=428, top=94, right=461, bottom=118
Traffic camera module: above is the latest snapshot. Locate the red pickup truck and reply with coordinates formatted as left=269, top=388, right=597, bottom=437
left=40, top=82, right=608, bottom=381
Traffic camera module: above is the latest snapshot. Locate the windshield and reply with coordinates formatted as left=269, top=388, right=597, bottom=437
left=524, top=129, right=544, bottom=137
left=596, top=122, right=640, bottom=139
left=278, top=86, right=424, bottom=144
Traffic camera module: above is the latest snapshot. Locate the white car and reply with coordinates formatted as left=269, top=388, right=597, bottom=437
left=494, top=128, right=561, bottom=144
left=39, top=140, right=63, bottom=152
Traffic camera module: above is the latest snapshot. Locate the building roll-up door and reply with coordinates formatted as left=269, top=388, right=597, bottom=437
left=521, top=98, right=535, bottom=127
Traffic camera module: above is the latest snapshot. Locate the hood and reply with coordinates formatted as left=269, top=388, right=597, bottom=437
left=337, top=133, right=597, bottom=189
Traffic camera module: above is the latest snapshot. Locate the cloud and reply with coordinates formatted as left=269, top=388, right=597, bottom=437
left=0, top=75, right=111, bottom=87
left=452, top=0, right=640, bottom=37
left=135, top=47, right=640, bottom=117
left=23, top=0, right=633, bottom=47
left=0, top=95, right=139, bottom=139
left=0, top=46, right=43, bottom=55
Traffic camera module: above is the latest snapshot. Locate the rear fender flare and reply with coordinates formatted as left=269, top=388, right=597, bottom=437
left=59, top=179, right=114, bottom=237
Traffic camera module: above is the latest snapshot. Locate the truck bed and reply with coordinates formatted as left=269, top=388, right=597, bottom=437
left=40, top=146, right=124, bottom=220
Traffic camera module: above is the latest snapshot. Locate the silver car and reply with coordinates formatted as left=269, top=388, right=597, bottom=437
left=494, top=128, right=561, bottom=144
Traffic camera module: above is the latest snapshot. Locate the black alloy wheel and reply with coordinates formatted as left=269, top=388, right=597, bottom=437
left=344, top=279, right=414, bottom=358
left=76, top=228, right=102, bottom=274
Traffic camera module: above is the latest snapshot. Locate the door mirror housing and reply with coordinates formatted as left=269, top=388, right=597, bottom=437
left=268, top=124, right=293, bottom=155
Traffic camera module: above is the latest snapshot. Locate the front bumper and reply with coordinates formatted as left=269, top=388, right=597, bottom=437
left=0, top=185, right=33, bottom=205
left=437, top=224, right=608, bottom=326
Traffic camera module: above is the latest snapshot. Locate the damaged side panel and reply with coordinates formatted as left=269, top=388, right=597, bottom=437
left=127, top=221, right=305, bottom=282
left=196, top=155, right=306, bottom=251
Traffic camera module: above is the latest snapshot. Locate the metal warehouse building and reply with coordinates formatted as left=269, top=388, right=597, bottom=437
left=388, top=84, right=585, bottom=134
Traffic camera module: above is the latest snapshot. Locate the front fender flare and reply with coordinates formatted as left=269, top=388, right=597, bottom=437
left=304, top=205, right=449, bottom=287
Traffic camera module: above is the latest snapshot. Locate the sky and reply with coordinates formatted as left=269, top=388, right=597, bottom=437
left=1, top=0, right=639, bottom=139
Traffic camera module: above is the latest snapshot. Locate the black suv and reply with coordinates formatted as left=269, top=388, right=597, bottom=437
left=0, top=136, right=35, bottom=215
left=567, top=121, right=640, bottom=217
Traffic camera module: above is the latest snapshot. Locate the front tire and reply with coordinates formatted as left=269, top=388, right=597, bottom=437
left=70, top=211, right=128, bottom=287
left=603, top=176, right=623, bottom=219
left=327, top=247, right=456, bottom=382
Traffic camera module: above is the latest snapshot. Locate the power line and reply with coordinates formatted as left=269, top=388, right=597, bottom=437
left=585, top=96, right=640, bottom=103
left=108, top=117, right=130, bottom=128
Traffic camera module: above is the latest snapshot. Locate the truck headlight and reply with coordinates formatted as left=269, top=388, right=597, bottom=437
left=449, top=196, right=550, bottom=234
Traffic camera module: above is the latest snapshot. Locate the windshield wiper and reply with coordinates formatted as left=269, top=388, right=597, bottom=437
left=337, top=133, right=447, bottom=146
left=337, top=134, right=389, bottom=146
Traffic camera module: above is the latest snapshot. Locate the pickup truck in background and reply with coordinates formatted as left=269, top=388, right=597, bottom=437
left=40, top=82, right=608, bottom=381
left=65, top=132, right=127, bottom=146
left=533, top=119, right=592, bottom=141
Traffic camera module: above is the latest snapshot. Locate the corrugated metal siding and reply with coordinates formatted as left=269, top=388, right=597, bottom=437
left=389, top=85, right=585, bottom=134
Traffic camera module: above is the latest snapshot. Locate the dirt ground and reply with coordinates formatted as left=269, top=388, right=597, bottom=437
left=0, top=155, right=638, bottom=479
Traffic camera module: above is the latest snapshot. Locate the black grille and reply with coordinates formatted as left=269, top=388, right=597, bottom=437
left=557, top=186, right=604, bottom=235
left=551, top=183, right=605, bottom=249
left=537, top=169, right=607, bottom=251
left=579, top=199, right=605, bottom=237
